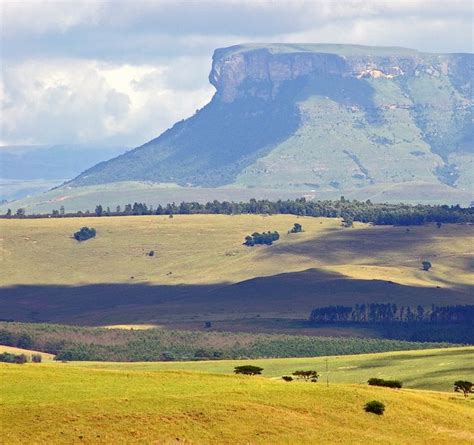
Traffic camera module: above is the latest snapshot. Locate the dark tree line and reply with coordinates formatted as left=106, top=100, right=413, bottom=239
left=3, top=197, right=473, bottom=226
left=309, top=304, right=474, bottom=325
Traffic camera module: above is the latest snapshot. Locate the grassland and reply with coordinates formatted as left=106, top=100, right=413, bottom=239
left=1, top=214, right=472, bottom=288
left=1, top=352, right=473, bottom=444
left=68, top=346, right=474, bottom=392
left=1, top=215, right=472, bottom=328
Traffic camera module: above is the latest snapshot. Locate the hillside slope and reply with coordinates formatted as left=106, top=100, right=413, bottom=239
left=1, top=362, right=473, bottom=444
left=69, top=44, right=473, bottom=196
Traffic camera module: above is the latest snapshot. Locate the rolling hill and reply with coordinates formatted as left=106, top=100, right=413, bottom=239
left=0, top=215, right=472, bottom=335
left=1, top=348, right=473, bottom=444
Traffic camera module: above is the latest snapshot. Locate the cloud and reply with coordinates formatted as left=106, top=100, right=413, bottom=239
left=1, top=58, right=214, bottom=146
left=1, top=0, right=472, bottom=147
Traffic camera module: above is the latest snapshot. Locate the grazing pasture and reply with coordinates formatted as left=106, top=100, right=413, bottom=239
left=0, top=215, right=472, bottom=328
left=1, top=352, right=473, bottom=444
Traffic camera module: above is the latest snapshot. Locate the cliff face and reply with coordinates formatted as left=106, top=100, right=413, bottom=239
left=69, top=44, right=473, bottom=197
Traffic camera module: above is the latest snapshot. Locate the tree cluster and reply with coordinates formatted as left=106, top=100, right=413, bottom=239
left=243, top=231, right=280, bottom=246
left=5, top=197, right=473, bottom=226
left=309, top=304, right=474, bottom=325
left=0, top=352, right=28, bottom=364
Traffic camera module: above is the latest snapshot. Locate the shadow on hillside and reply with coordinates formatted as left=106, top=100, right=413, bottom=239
left=0, top=268, right=471, bottom=326
left=264, top=224, right=473, bottom=272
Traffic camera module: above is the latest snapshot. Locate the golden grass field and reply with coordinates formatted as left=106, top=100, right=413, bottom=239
left=1, top=348, right=473, bottom=444
left=1, top=214, right=472, bottom=288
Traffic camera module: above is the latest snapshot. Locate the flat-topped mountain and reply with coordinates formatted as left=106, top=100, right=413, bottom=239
left=69, top=44, right=473, bottom=195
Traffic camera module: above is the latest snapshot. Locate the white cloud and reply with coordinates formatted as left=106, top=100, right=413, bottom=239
left=1, top=0, right=472, bottom=147
left=1, top=58, right=214, bottom=146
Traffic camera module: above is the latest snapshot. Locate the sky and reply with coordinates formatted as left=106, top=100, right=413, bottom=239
left=1, top=0, right=473, bottom=148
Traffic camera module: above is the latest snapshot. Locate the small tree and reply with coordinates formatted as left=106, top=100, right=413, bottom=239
left=282, top=376, right=293, bottom=382
left=422, top=261, right=432, bottom=271
left=32, top=353, right=42, bottom=363
left=292, top=370, right=319, bottom=382
left=73, top=227, right=96, bottom=242
left=289, top=223, right=303, bottom=234
left=364, top=400, right=385, bottom=415
left=234, top=365, right=263, bottom=376
left=454, top=380, right=473, bottom=398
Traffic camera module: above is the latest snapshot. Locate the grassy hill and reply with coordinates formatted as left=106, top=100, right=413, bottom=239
left=0, top=215, right=472, bottom=330
left=1, top=348, right=473, bottom=444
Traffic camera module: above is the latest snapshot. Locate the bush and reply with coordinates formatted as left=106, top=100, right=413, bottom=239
left=234, top=365, right=264, bottom=375
left=289, top=223, right=303, bottom=233
left=73, top=227, right=96, bottom=242
left=364, top=400, right=385, bottom=415
left=0, top=352, right=16, bottom=363
left=16, top=333, right=33, bottom=349
left=368, top=378, right=402, bottom=389
left=422, top=261, right=432, bottom=271
left=282, top=376, right=293, bottom=382
left=32, top=353, right=42, bottom=363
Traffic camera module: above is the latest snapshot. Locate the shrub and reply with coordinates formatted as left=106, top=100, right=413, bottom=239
left=0, top=352, right=16, bottom=363
left=282, top=376, right=293, bottom=382
left=454, top=380, right=473, bottom=398
left=32, top=353, right=42, bottom=363
left=289, top=223, right=303, bottom=234
left=147, top=250, right=155, bottom=257
left=234, top=365, right=263, bottom=376
left=422, top=261, right=432, bottom=271
left=14, top=354, right=28, bottom=364
left=368, top=378, right=402, bottom=389
left=364, top=400, right=385, bottom=415
left=73, top=227, right=96, bottom=242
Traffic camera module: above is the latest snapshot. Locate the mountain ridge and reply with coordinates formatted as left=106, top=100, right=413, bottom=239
left=65, top=43, right=473, bottom=198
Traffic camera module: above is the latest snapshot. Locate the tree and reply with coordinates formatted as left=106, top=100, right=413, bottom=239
left=282, top=376, right=293, bottom=382
left=454, top=380, right=473, bottom=398
left=16, top=208, right=25, bottom=217
left=292, top=370, right=319, bottom=382
left=73, top=227, right=96, bottom=242
left=422, top=261, right=432, bottom=271
left=234, top=365, right=263, bottom=376
left=60, top=205, right=65, bottom=216
left=32, top=353, right=42, bottom=363
left=95, top=205, right=103, bottom=217
left=289, top=223, right=303, bottom=233
left=364, top=400, right=385, bottom=415
left=5, top=209, right=11, bottom=217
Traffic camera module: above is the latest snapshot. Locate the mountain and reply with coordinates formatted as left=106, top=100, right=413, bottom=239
left=68, top=44, right=473, bottom=198
left=0, top=144, right=127, bottom=201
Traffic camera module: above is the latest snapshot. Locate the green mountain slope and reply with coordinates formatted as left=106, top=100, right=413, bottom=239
left=67, top=44, right=473, bottom=195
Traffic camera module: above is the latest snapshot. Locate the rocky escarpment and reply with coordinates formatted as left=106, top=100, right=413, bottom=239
left=68, top=44, right=473, bottom=197
left=209, top=44, right=467, bottom=103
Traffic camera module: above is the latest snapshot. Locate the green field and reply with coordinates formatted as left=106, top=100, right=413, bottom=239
left=1, top=347, right=473, bottom=444
left=66, top=346, right=474, bottom=392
